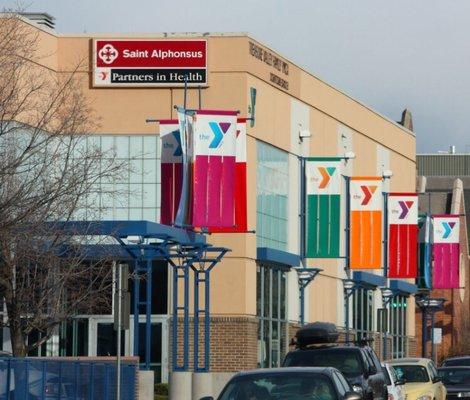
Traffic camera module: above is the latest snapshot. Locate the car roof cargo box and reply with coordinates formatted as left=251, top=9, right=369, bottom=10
left=295, top=322, right=339, bottom=348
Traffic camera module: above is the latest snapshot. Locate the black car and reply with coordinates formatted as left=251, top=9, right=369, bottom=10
left=438, top=366, right=470, bottom=399
left=282, top=322, right=387, bottom=400
left=442, top=356, right=470, bottom=367
left=200, top=367, right=362, bottom=400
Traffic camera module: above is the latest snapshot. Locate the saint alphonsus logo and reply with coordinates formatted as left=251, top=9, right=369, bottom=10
left=98, top=44, right=119, bottom=64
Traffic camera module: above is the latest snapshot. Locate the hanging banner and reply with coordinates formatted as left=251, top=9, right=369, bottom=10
left=174, top=108, right=193, bottom=228
left=160, top=120, right=182, bottom=225
left=432, top=214, right=460, bottom=289
left=417, top=214, right=432, bottom=289
left=305, top=157, right=342, bottom=258
left=209, top=118, right=247, bottom=232
left=388, top=193, right=418, bottom=278
left=350, top=177, right=383, bottom=269
left=192, top=110, right=237, bottom=228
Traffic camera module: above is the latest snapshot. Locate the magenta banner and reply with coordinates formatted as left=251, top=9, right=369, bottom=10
left=159, top=120, right=182, bottom=225
left=192, top=110, right=237, bottom=228
left=432, top=215, right=460, bottom=289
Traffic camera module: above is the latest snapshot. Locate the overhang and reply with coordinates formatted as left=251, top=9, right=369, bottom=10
left=390, top=279, right=418, bottom=296
left=256, top=247, right=300, bottom=268
left=352, top=271, right=386, bottom=289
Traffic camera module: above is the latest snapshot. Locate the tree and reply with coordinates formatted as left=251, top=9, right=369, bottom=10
left=0, top=11, right=125, bottom=357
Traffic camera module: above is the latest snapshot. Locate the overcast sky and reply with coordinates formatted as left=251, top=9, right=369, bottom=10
left=4, top=0, right=470, bottom=153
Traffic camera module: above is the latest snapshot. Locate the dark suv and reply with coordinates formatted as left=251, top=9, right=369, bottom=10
left=282, top=323, right=388, bottom=400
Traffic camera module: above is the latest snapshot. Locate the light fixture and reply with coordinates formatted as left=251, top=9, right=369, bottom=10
left=416, top=297, right=445, bottom=309
left=126, top=235, right=143, bottom=244
left=380, top=287, right=394, bottom=299
left=344, top=151, right=356, bottom=160
left=343, top=279, right=356, bottom=290
left=382, top=170, right=393, bottom=179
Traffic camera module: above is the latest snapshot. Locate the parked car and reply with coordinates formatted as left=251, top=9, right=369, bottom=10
left=442, top=356, right=470, bottom=367
left=438, top=366, right=470, bottom=399
left=382, top=363, right=405, bottom=400
left=283, top=322, right=388, bottom=400
left=199, top=367, right=362, bottom=400
left=387, top=358, right=446, bottom=400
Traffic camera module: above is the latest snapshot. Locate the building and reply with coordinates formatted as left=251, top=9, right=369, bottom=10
left=416, top=153, right=470, bottom=361
left=1, top=13, right=418, bottom=382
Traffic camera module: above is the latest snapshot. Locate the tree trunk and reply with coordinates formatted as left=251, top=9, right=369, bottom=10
left=5, top=300, right=26, bottom=357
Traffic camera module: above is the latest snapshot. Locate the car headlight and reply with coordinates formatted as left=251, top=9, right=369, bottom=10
left=352, top=384, right=363, bottom=394
left=458, top=393, right=470, bottom=398
left=416, top=395, right=432, bottom=400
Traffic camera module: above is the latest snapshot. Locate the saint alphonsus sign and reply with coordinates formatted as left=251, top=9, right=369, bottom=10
left=93, top=39, right=207, bottom=87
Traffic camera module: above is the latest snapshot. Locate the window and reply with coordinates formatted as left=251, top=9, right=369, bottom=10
left=76, top=135, right=160, bottom=222
left=256, top=142, right=289, bottom=251
left=257, top=265, right=288, bottom=368
left=352, top=288, right=374, bottom=339
left=389, top=295, right=408, bottom=358
left=59, top=319, right=89, bottom=356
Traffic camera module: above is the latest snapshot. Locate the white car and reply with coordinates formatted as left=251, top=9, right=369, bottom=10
left=383, top=362, right=405, bottom=400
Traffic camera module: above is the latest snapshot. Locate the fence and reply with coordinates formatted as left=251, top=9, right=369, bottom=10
left=0, top=357, right=137, bottom=399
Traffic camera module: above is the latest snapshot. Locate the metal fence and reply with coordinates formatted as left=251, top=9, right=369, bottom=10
left=0, top=358, right=137, bottom=400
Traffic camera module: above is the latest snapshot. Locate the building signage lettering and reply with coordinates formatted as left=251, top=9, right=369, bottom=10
left=249, top=41, right=290, bottom=90
left=93, top=39, right=207, bottom=87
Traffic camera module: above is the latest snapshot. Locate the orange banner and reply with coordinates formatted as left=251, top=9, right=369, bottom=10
left=350, top=177, right=383, bottom=269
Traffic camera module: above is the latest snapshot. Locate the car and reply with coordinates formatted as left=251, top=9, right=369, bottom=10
left=382, top=363, right=405, bottom=400
left=442, top=356, right=470, bottom=367
left=282, top=322, right=388, bottom=400
left=438, top=366, right=470, bottom=399
left=199, top=367, right=363, bottom=400
left=387, top=358, right=446, bottom=400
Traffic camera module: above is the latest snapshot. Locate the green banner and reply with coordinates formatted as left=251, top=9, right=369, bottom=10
left=305, top=158, right=342, bottom=258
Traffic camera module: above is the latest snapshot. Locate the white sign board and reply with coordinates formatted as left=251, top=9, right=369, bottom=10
left=433, top=328, right=442, bottom=344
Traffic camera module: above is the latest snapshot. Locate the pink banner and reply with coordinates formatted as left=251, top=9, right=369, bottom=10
left=192, top=110, right=237, bottom=228
left=432, top=215, right=460, bottom=289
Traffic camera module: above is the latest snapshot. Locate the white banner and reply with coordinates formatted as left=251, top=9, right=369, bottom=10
left=350, top=177, right=383, bottom=211
left=193, top=111, right=237, bottom=157
left=306, top=159, right=342, bottom=195
left=433, top=215, right=460, bottom=244
left=160, top=120, right=181, bottom=163
left=388, top=194, right=418, bottom=225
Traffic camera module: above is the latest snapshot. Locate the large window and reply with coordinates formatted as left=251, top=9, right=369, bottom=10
left=257, top=265, right=288, bottom=368
left=390, top=295, right=408, bottom=358
left=256, top=142, right=289, bottom=251
left=78, top=135, right=160, bottom=221
left=352, top=288, right=374, bottom=340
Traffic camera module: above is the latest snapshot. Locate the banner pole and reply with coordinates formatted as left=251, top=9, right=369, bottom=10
left=383, top=192, right=389, bottom=278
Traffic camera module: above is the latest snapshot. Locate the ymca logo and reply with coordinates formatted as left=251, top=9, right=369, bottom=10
left=398, top=200, right=414, bottom=219
left=317, top=167, right=336, bottom=189
left=360, top=185, right=377, bottom=205
left=172, top=131, right=182, bottom=156
left=98, top=44, right=119, bottom=64
left=442, top=221, right=456, bottom=239
left=208, top=122, right=231, bottom=148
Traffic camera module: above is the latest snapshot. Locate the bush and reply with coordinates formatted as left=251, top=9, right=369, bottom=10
left=155, top=383, right=169, bottom=395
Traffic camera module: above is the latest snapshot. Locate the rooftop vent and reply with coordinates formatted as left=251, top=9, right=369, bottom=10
left=20, top=12, right=55, bottom=29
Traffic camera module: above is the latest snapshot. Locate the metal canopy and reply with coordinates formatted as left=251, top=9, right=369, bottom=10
left=54, top=220, right=227, bottom=372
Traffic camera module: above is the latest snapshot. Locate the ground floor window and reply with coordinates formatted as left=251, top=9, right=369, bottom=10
left=352, top=288, right=374, bottom=340
left=59, top=319, right=89, bottom=357
left=390, top=295, right=407, bottom=358
left=256, top=264, right=288, bottom=368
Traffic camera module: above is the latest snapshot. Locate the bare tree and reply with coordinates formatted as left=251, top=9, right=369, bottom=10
left=0, top=11, right=125, bottom=356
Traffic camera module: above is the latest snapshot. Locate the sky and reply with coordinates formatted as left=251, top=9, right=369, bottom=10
left=3, top=0, right=470, bottom=153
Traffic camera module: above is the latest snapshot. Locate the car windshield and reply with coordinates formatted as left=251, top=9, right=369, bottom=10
left=443, top=359, right=470, bottom=367
left=218, top=372, right=337, bottom=400
left=392, top=365, right=429, bottom=383
left=439, top=369, right=470, bottom=386
left=283, top=349, right=364, bottom=377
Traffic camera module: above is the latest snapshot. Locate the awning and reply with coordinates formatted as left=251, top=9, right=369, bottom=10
left=256, top=247, right=301, bottom=268
left=352, top=271, right=386, bottom=289
left=390, top=279, right=418, bottom=296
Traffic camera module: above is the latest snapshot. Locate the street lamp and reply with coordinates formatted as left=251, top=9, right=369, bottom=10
left=380, top=287, right=395, bottom=359
left=295, top=268, right=322, bottom=325
left=343, top=279, right=359, bottom=342
left=416, top=296, right=445, bottom=361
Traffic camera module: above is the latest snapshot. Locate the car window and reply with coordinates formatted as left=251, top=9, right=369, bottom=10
left=219, top=373, right=337, bottom=400
left=284, top=349, right=365, bottom=378
left=439, top=368, right=470, bottom=386
left=367, top=348, right=383, bottom=371
left=429, top=362, right=438, bottom=380
left=382, top=366, right=392, bottom=386
left=443, top=359, right=470, bottom=367
left=393, top=365, right=430, bottom=383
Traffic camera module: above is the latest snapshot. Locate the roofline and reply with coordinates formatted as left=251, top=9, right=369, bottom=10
left=4, top=12, right=414, bottom=136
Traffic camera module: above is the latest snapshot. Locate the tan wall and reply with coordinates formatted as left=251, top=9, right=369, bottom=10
left=19, top=20, right=417, bottom=328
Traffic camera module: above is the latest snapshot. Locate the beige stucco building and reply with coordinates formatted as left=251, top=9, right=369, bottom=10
left=2, top=14, right=418, bottom=382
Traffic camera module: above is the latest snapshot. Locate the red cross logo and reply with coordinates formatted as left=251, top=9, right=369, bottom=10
left=98, top=44, right=119, bottom=65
